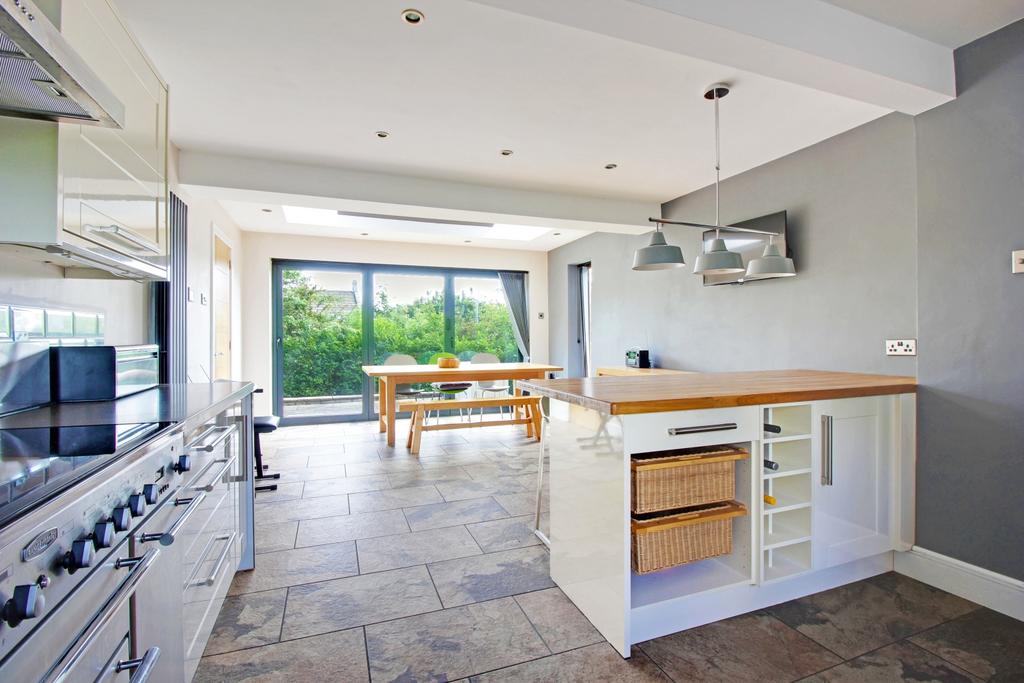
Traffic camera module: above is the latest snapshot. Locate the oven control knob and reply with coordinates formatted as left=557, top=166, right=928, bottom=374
left=128, top=494, right=146, bottom=517
left=143, top=483, right=160, bottom=505
left=172, top=455, right=191, bottom=473
left=111, top=506, right=131, bottom=532
left=2, top=583, right=45, bottom=628
left=59, top=539, right=93, bottom=574
left=93, top=521, right=116, bottom=548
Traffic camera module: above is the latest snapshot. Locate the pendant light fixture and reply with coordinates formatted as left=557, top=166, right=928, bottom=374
left=693, top=84, right=745, bottom=276
left=745, top=238, right=796, bottom=279
left=632, top=221, right=685, bottom=270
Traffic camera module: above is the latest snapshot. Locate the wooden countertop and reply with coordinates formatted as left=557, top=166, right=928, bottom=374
left=595, top=367, right=691, bottom=377
left=518, top=369, right=916, bottom=415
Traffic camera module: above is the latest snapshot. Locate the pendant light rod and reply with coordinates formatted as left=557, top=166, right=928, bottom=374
left=646, top=216, right=777, bottom=236
left=714, top=85, right=721, bottom=232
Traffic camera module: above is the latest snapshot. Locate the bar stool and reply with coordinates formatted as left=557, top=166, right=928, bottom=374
left=254, top=415, right=281, bottom=493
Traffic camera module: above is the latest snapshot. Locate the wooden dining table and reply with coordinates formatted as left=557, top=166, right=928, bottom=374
left=362, top=362, right=563, bottom=447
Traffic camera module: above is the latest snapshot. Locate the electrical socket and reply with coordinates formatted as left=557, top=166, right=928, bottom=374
left=1013, top=249, right=1024, bottom=274
left=886, top=339, right=916, bottom=356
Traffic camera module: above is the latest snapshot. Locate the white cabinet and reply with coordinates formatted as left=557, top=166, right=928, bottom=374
left=811, top=397, right=895, bottom=569
left=58, top=0, right=168, bottom=269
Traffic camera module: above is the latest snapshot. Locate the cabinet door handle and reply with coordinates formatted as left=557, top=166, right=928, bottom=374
left=116, top=646, right=161, bottom=683
left=820, top=415, right=834, bottom=486
left=191, top=455, right=237, bottom=493
left=139, top=493, right=206, bottom=546
left=667, top=422, right=737, bottom=436
left=84, top=224, right=161, bottom=254
left=191, top=533, right=235, bottom=587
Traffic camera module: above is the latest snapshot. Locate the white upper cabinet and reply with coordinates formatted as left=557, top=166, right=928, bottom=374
left=58, top=0, right=169, bottom=267
left=811, top=396, right=895, bottom=569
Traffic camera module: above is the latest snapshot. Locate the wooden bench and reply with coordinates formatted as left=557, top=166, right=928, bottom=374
left=398, top=396, right=542, bottom=454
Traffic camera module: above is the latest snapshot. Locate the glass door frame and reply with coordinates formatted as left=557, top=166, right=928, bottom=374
left=272, top=258, right=525, bottom=426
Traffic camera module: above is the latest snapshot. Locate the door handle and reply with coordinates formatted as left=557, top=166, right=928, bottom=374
left=667, top=422, right=737, bottom=436
left=139, top=493, right=206, bottom=546
left=116, top=646, right=161, bottom=683
left=820, top=415, right=834, bottom=486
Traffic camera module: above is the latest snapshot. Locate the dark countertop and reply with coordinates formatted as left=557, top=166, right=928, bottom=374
left=0, top=381, right=255, bottom=429
left=519, top=370, right=916, bottom=415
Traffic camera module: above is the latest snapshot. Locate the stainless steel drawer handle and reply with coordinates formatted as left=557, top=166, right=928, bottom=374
left=116, top=647, right=161, bottom=683
left=192, top=533, right=235, bottom=588
left=821, top=415, right=834, bottom=486
left=84, top=224, right=161, bottom=254
left=190, top=425, right=237, bottom=453
left=191, top=455, right=237, bottom=493
left=667, top=422, right=738, bottom=436
left=139, top=493, right=206, bottom=546
left=50, top=548, right=160, bottom=683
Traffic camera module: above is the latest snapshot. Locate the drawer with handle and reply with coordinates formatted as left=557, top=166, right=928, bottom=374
left=623, top=406, right=760, bottom=453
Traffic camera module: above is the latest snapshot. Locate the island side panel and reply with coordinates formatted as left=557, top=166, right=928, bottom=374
left=547, top=398, right=631, bottom=656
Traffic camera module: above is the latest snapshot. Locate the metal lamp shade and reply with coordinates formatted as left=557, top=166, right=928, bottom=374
left=633, top=230, right=685, bottom=270
left=745, top=243, right=796, bottom=279
left=693, top=237, right=744, bottom=275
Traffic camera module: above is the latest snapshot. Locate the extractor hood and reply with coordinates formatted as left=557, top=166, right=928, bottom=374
left=0, top=0, right=124, bottom=127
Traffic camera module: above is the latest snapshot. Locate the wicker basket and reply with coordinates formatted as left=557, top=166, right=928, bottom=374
left=631, top=501, right=747, bottom=574
left=631, top=446, right=747, bottom=514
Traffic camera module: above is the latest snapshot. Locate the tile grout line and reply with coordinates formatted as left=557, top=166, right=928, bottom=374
left=361, top=625, right=372, bottom=682
left=510, top=594, right=554, bottom=656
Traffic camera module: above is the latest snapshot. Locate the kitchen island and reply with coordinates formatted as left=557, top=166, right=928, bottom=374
left=519, top=369, right=916, bottom=657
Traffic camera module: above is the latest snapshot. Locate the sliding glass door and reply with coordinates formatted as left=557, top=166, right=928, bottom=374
left=276, top=266, right=368, bottom=421
left=273, top=260, right=524, bottom=424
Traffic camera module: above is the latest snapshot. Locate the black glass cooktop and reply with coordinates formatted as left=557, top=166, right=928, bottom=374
left=0, top=422, right=164, bottom=528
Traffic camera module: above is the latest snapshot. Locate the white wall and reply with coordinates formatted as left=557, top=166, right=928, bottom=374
left=241, top=233, right=549, bottom=415
left=169, top=146, right=245, bottom=382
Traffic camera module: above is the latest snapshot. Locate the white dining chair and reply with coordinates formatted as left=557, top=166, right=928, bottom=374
left=471, top=352, right=510, bottom=419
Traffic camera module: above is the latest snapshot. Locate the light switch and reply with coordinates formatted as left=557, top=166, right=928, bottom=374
left=187, top=287, right=195, bottom=302
left=886, top=339, right=916, bottom=356
left=1013, top=249, right=1024, bottom=274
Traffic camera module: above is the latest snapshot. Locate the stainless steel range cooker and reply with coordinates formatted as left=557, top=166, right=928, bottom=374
left=0, top=415, right=244, bottom=682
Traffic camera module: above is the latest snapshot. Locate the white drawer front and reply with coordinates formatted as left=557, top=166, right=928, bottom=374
left=623, top=406, right=760, bottom=453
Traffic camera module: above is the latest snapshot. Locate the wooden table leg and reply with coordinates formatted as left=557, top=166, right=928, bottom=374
left=378, top=377, right=387, bottom=433
left=515, top=383, right=534, bottom=439
left=385, top=377, right=397, bottom=447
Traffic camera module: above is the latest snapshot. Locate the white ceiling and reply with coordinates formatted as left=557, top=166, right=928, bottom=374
left=219, top=199, right=590, bottom=251
left=820, top=0, right=1024, bottom=48
left=115, top=0, right=888, bottom=204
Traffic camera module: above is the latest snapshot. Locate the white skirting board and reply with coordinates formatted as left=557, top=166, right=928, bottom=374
left=895, top=547, right=1024, bottom=622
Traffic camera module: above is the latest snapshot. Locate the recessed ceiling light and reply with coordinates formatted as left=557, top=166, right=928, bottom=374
left=604, top=163, right=618, bottom=170
left=553, top=232, right=561, bottom=236
left=500, top=149, right=514, bottom=156
left=376, top=131, right=390, bottom=138
left=401, top=9, right=424, bottom=24
left=360, top=232, right=369, bottom=236
left=464, top=240, right=472, bottom=243
left=261, top=208, right=272, bottom=213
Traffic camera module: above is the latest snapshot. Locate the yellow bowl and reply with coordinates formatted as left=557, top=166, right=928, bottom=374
left=437, top=357, right=460, bottom=368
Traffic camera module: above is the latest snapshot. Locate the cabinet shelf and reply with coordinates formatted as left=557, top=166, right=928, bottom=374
left=763, top=432, right=811, bottom=443
left=763, top=523, right=812, bottom=550
left=763, top=495, right=811, bottom=514
left=764, top=466, right=812, bottom=480
left=763, top=551, right=812, bottom=582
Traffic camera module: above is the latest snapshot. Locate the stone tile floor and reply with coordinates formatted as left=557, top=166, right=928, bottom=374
left=196, top=421, right=1024, bottom=682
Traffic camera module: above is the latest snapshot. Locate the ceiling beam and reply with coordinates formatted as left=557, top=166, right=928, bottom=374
left=177, top=150, right=657, bottom=234
left=468, top=0, right=955, bottom=115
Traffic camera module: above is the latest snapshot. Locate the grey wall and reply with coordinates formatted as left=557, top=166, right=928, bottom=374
left=548, top=113, right=919, bottom=378
left=914, top=20, right=1024, bottom=581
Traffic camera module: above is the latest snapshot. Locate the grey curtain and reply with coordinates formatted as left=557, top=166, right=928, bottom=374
left=497, top=271, right=529, bottom=360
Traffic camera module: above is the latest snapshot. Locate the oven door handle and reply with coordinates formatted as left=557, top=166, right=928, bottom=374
left=191, top=532, right=236, bottom=587
left=190, top=454, right=237, bottom=493
left=139, top=493, right=207, bottom=546
left=189, top=425, right=238, bottom=453
left=47, top=548, right=160, bottom=683
left=116, top=646, right=161, bottom=683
